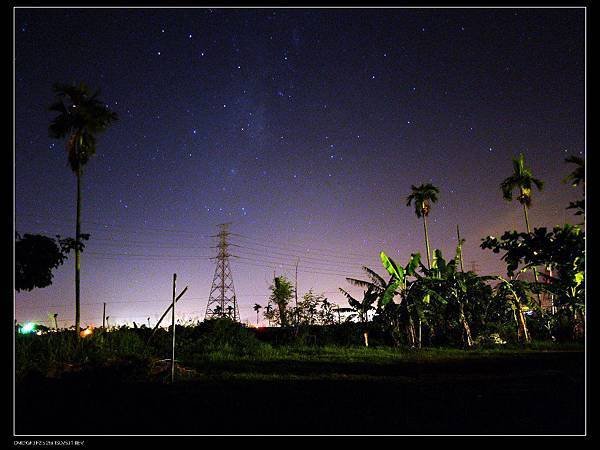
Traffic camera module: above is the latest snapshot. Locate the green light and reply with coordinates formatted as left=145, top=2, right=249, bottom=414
left=20, top=322, right=36, bottom=334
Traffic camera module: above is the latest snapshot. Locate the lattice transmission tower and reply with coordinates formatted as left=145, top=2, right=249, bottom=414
left=204, top=223, right=240, bottom=321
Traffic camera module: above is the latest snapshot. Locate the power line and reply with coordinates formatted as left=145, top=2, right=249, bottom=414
left=82, top=249, right=367, bottom=277
left=18, top=215, right=383, bottom=261
left=232, top=233, right=382, bottom=261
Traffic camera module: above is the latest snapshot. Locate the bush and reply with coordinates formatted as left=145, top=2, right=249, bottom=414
left=181, top=318, right=268, bottom=358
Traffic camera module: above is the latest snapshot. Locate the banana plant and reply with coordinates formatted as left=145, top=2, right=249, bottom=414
left=495, top=276, right=532, bottom=343
left=338, top=286, right=379, bottom=324
left=378, top=251, right=430, bottom=348
left=415, top=249, right=494, bottom=348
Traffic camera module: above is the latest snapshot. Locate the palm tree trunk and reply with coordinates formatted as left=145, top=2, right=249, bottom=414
left=523, top=204, right=542, bottom=308
left=423, top=215, right=432, bottom=269
left=523, top=202, right=531, bottom=233
left=419, top=215, right=431, bottom=349
left=75, top=162, right=81, bottom=339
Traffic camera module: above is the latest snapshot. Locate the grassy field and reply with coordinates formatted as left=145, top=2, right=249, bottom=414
left=15, top=335, right=585, bottom=435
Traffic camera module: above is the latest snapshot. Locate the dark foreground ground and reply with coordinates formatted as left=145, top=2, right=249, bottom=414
left=16, top=350, right=585, bottom=435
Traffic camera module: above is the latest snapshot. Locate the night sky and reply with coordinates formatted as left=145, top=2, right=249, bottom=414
left=15, top=7, right=585, bottom=328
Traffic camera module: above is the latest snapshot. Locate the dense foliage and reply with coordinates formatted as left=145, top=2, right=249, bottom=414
left=15, top=232, right=89, bottom=292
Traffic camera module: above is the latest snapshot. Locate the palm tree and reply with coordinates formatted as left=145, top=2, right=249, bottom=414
left=253, top=303, right=262, bottom=326
left=564, top=155, right=584, bottom=187
left=500, top=153, right=543, bottom=305
left=49, top=82, right=118, bottom=337
left=406, top=183, right=440, bottom=269
left=501, top=153, right=544, bottom=233
left=265, top=303, right=273, bottom=326
left=564, top=155, right=585, bottom=217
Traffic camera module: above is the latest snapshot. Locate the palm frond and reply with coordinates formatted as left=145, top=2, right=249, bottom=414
left=361, top=266, right=387, bottom=288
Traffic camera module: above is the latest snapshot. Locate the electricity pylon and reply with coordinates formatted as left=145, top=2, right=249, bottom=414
left=204, top=223, right=240, bottom=321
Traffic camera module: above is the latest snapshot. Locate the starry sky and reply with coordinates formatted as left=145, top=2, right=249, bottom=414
left=15, top=7, right=585, bottom=328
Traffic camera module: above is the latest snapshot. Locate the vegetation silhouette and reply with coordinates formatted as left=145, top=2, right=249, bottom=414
left=15, top=232, right=89, bottom=292
left=49, top=82, right=118, bottom=336
left=564, top=155, right=585, bottom=217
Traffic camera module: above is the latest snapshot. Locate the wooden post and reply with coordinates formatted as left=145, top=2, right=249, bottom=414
left=103, top=302, right=106, bottom=329
left=171, top=273, right=177, bottom=384
left=295, top=258, right=299, bottom=326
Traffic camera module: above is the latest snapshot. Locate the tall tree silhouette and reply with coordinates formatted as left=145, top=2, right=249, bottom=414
left=268, top=276, right=294, bottom=327
left=406, top=183, right=439, bottom=269
left=500, top=153, right=543, bottom=304
left=253, top=303, right=262, bottom=326
left=49, top=82, right=118, bottom=336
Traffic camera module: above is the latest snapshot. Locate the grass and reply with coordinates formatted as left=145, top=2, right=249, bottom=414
left=14, top=326, right=585, bottom=434
left=15, top=326, right=584, bottom=383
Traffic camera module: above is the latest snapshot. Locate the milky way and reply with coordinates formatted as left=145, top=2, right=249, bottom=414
left=15, top=7, right=585, bottom=327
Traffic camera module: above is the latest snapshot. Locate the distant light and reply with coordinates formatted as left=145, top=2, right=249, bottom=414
left=20, top=322, right=36, bottom=334
left=80, top=326, right=94, bottom=338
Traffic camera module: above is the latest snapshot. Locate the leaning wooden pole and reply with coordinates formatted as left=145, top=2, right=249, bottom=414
left=171, top=273, right=177, bottom=384
left=146, top=286, right=188, bottom=344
